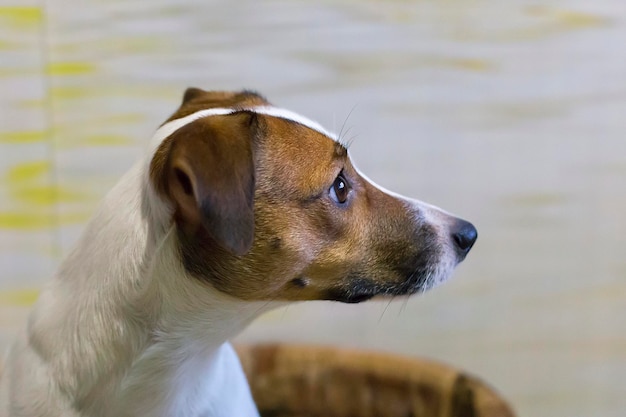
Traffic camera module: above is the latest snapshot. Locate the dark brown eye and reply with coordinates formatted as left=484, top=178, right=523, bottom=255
left=329, top=174, right=349, bottom=204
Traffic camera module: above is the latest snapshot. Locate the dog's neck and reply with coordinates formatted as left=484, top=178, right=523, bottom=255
left=114, top=226, right=269, bottom=415
left=28, top=161, right=273, bottom=415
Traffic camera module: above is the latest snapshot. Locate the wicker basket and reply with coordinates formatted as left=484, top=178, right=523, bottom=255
left=236, top=344, right=515, bottom=417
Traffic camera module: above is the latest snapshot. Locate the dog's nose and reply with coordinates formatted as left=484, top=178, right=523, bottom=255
left=451, top=220, right=477, bottom=254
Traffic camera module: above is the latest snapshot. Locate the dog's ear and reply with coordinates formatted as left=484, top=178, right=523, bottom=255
left=152, top=113, right=257, bottom=256
left=182, top=87, right=207, bottom=104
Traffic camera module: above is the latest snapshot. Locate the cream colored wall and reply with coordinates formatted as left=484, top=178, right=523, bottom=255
left=1, top=1, right=625, bottom=416
left=1, top=3, right=53, bottom=344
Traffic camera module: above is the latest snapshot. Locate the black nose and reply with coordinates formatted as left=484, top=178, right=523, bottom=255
left=451, top=220, right=478, bottom=254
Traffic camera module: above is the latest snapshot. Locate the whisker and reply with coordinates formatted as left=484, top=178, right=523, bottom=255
left=399, top=294, right=410, bottom=316
left=339, top=126, right=354, bottom=144
left=337, top=104, right=359, bottom=146
left=378, top=296, right=395, bottom=324
left=344, top=133, right=360, bottom=149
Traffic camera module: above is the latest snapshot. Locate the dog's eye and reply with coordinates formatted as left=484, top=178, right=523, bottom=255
left=329, top=173, right=349, bottom=205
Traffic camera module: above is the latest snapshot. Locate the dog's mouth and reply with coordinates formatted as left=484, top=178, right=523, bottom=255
left=324, top=283, right=423, bottom=304
left=325, top=290, right=377, bottom=304
left=323, top=270, right=435, bottom=304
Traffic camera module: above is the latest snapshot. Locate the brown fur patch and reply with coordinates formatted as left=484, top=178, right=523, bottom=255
left=150, top=88, right=444, bottom=302
left=163, top=88, right=269, bottom=125
left=151, top=111, right=259, bottom=255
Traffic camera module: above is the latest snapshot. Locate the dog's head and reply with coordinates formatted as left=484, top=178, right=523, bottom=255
left=149, top=88, right=476, bottom=303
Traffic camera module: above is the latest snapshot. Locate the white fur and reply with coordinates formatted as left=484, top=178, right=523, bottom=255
left=150, top=106, right=337, bottom=152
left=0, top=155, right=271, bottom=416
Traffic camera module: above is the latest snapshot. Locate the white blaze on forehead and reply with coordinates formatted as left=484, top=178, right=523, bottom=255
left=250, top=106, right=338, bottom=140
left=149, top=106, right=338, bottom=151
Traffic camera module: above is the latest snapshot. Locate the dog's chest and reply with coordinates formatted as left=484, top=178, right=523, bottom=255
left=109, top=342, right=257, bottom=417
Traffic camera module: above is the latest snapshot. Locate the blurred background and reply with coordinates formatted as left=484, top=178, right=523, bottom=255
left=1, top=0, right=625, bottom=415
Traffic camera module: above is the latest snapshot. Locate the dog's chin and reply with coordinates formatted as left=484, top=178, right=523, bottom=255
left=325, top=262, right=458, bottom=304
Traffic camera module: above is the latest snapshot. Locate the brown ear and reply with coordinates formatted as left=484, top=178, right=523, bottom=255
left=152, top=113, right=257, bottom=255
left=182, top=87, right=207, bottom=104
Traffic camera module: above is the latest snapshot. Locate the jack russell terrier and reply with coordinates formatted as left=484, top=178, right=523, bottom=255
left=0, top=88, right=477, bottom=417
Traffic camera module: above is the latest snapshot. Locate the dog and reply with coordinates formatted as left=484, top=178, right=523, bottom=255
left=0, top=88, right=477, bottom=417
